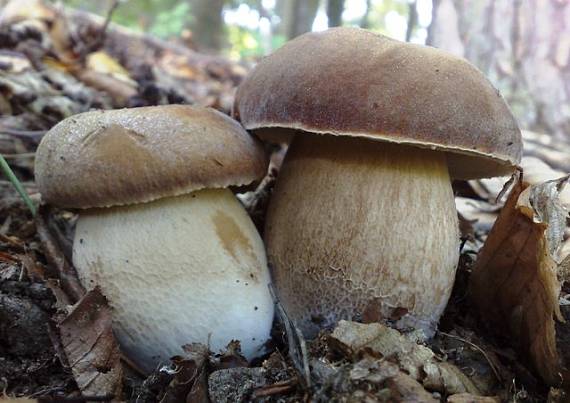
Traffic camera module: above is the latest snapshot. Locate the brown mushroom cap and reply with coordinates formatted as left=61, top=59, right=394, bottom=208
left=35, top=105, right=268, bottom=209
left=233, top=27, right=522, bottom=179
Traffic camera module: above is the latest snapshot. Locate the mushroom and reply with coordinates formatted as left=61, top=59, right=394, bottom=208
left=35, top=105, right=274, bottom=372
left=233, top=28, right=522, bottom=337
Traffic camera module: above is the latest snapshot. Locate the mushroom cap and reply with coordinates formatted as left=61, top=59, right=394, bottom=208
left=35, top=105, right=268, bottom=209
left=233, top=27, right=522, bottom=179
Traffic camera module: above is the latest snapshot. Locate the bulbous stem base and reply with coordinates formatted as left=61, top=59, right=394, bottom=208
left=73, top=188, right=274, bottom=373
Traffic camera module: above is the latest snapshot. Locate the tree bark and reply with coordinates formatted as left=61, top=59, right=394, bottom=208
left=360, top=0, right=372, bottom=29
left=405, top=0, right=418, bottom=42
left=326, top=0, right=344, bottom=28
left=281, top=0, right=320, bottom=39
left=428, top=0, right=570, bottom=140
left=188, top=0, right=225, bottom=52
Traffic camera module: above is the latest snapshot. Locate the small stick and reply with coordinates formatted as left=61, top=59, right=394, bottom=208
left=35, top=207, right=85, bottom=303
left=251, top=379, right=296, bottom=399
left=83, top=0, right=120, bottom=55
left=439, top=331, right=503, bottom=383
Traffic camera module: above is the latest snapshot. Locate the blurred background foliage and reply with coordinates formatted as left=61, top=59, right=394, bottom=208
left=55, top=0, right=570, bottom=140
left=61, top=0, right=429, bottom=60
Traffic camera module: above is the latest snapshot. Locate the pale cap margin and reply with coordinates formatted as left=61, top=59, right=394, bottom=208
left=35, top=105, right=269, bottom=209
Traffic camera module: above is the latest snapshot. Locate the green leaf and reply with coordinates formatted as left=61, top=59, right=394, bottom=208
left=0, top=155, right=36, bottom=216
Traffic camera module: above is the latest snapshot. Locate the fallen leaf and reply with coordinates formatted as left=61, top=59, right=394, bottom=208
left=310, top=352, right=440, bottom=402
left=58, top=287, right=122, bottom=398
left=86, top=51, right=133, bottom=82
left=423, top=361, right=480, bottom=395
left=75, top=69, right=138, bottom=106
left=349, top=357, right=399, bottom=383
left=330, top=320, right=481, bottom=395
left=211, top=340, right=249, bottom=370
left=469, top=176, right=569, bottom=386
left=447, top=393, right=500, bottom=403
left=160, top=343, right=209, bottom=403
left=520, top=157, right=570, bottom=208
left=386, top=372, right=439, bottom=402
left=330, top=320, right=433, bottom=380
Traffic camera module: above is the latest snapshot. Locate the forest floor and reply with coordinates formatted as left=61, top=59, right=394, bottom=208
left=0, top=1, right=569, bottom=402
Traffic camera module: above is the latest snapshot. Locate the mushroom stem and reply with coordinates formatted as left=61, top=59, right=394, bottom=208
left=73, top=188, right=273, bottom=373
left=265, top=134, right=460, bottom=337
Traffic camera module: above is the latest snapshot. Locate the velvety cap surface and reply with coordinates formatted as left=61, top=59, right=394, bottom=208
left=233, top=27, right=522, bottom=179
left=35, top=105, right=268, bottom=208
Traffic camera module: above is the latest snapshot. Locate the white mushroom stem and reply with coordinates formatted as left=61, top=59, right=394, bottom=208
left=265, top=134, right=460, bottom=337
left=73, top=188, right=274, bottom=373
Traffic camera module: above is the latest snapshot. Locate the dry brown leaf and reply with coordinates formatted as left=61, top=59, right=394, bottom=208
left=0, top=0, right=56, bottom=26
left=330, top=321, right=481, bottom=395
left=469, top=176, right=569, bottom=386
left=211, top=340, right=249, bottom=370
left=423, top=361, right=480, bottom=395
left=520, top=157, right=570, bottom=208
left=386, top=372, right=439, bottom=402
left=447, top=393, right=501, bottom=403
left=160, top=343, right=209, bottom=403
left=349, top=358, right=400, bottom=383
left=35, top=209, right=85, bottom=303
left=331, top=320, right=433, bottom=380
left=86, top=51, right=133, bottom=81
left=58, top=287, right=123, bottom=398
left=74, top=69, right=137, bottom=106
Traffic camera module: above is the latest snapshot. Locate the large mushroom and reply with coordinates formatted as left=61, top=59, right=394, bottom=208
left=35, top=105, right=274, bottom=372
left=233, top=28, right=522, bottom=337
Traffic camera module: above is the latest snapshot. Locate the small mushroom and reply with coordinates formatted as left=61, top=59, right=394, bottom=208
left=35, top=105, right=274, bottom=372
left=233, top=28, right=522, bottom=337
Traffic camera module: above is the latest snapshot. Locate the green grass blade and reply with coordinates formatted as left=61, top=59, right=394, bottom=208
left=0, top=154, right=36, bottom=216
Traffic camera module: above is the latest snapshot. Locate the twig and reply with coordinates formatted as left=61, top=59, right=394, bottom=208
left=269, top=283, right=311, bottom=387
left=45, top=212, right=75, bottom=265
left=35, top=206, right=85, bottom=303
left=0, top=154, right=36, bottom=216
left=99, top=0, right=120, bottom=40
left=251, top=379, right=296, bottom=399
left=439, top=331, right=503, bottom=383
left=83, top=0, right=120, bottom=55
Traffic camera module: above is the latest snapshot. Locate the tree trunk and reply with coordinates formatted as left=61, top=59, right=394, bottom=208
left=281, top=0, right=320, bottom=39
left=188, top=0, right=225, bottom=52
left=326, top=0, right=345, bottom=27
left=405, top=0, right=418, bottom=42
left=427, top=0, right=570, bottom=140
left=360, top=0, right=372, bottom=29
